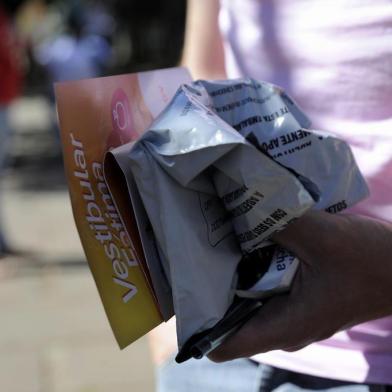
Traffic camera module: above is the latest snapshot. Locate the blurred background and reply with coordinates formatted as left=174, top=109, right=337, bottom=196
left=0, top=0, right=186, bottom=390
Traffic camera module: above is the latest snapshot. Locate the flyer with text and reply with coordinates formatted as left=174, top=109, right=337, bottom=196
left=55, top=68, right=192, bottom=348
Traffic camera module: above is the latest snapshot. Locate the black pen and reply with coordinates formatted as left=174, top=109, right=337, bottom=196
left=175, top=298, right=263, bottom=363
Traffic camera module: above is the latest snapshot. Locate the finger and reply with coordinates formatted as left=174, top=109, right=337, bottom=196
left=272, top=211, right=332, bottom=261
left=283, top=344, right=308, bottom=352
left=208, top=293, right=307, bottom=362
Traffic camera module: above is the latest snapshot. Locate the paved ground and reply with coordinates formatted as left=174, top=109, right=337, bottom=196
left=0, top=97, right=156, bottom=392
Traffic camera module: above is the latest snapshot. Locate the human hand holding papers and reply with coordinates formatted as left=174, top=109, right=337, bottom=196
left=56, top=70, right=368, bottom=362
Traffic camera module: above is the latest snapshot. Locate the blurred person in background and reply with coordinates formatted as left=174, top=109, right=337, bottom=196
left=150, top=0, right=392, bottom=391
left=0, top=1, right=25, bottom=257
left=33, top=1, right=113, bottom=86
left=29, top=0, right=114, bottom=148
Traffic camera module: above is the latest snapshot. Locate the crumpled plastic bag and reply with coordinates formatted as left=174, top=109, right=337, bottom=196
left=109, top=78, right=369, bottom=347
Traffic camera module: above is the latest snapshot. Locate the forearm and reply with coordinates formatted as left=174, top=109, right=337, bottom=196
left=181, top=0, right=227, bottom=80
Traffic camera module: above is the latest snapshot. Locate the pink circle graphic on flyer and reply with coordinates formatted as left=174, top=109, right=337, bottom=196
left=108, top=88, right=137, bottom=148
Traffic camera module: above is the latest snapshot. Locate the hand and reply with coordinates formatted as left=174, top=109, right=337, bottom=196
left=209, top=211, right=392, bottom=362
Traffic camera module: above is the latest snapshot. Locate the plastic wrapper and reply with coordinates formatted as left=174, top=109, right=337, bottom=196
left=196, top=79, right=368, bottom=212
left=108, top=78, right=369, bottom=347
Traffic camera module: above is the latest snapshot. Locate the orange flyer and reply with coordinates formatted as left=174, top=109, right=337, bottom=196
left=55, top=67, right=192, bottom=348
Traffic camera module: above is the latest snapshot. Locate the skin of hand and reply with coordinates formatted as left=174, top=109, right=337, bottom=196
left=208, top=210, right=392, bottom=362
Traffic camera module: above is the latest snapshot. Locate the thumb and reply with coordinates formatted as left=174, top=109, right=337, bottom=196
left=208, top=293, right=306, bottom=362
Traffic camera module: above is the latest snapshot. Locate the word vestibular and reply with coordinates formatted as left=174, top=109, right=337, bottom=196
left=70, top=133, right=138, bottom=303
